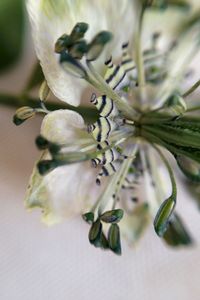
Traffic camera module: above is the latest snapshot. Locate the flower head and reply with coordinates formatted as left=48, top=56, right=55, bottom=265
left=14, top=0, right=200, bottom=254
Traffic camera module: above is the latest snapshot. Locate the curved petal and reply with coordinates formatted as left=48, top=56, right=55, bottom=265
left=41, top=109, right=85, bottom=144
left=27, top=0, right=135, bottom=105
left=25, top=109, right=99, bottom=225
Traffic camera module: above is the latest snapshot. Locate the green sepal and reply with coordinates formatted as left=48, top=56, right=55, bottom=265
left=13, top=106, right=35, bottom=126
left=82, top=212, right=94, bottom=224
left=154, top=196, right=176, bottom=237
left=108, top=224, right=122, bottom=255
left=88, top=219, right=102, bottom=245
left=87, top=31, right=113, bottom=61
left=176, top=155, right=200, bottom=183
left=163, top=213, right=193, bottom=247
left=70, top=22, right=89, bottom=42
left=100, top=209, right=124, bottom=223
left=60, top=52, right=87, bottom=78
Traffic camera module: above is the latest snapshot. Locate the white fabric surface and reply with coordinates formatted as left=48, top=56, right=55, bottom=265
left=0, top=30, right=200, bottom=300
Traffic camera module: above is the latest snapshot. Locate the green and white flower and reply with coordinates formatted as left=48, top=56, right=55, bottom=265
left=19, top=0, right=200, bottom=254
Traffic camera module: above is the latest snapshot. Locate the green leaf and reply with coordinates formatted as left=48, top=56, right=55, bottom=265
left=100, top=209, right=124, bottom=223
left=154, top=197, right=176, bottom=237
left=0, top=0, right=25, bottom=72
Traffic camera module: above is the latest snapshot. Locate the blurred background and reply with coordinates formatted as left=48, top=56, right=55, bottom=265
left=0, top=1, right=200, bottom=300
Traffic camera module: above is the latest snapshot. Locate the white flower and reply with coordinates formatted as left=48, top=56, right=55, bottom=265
left=24, top=0, right=200, bottom=252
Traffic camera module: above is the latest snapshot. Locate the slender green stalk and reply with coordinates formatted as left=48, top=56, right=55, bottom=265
left=0, top=93, right=98, bottom=122
left=182, top=79, right=200, bottom=98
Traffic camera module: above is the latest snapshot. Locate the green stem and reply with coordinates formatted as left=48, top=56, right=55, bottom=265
left=182, top=79, right=200, bottom=98
left=187, top=105, right=200, bottom=112
left=0, top=93, right=98, bottom=123
left=151, top=144, right=177, bottom=200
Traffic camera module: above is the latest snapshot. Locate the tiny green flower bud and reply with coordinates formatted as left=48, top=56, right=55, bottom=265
left=70, top=22, right=89, bottom=42
left=35, top=135, right=49, bottom=150
left=37, top=160, right=58, bottom=175
left=68, top=40, right=88, bottom=60
left=55, top=34, right=73, bottom=53
left=60, top=52, right=87, bottom=78
left=100, top=209, right=124, bottom=223
left=87, top=31, right=113, bottom=61
left=82, top=212, right=94, bottom=224
left=154, top=196, right=176, bottom=237
left=108, top=223, right=121, bottom=255
left=13, top=106, right=35, bottom=126
left=88, top=219, right=102, bottom=245
left=39, top=80, right=50, bottom=102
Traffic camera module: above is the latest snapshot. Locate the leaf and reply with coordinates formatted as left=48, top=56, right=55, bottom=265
left=0, top=0, right=25, bottom=72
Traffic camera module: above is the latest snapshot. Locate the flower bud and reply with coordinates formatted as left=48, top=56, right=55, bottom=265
left=70, top=22, right=89, bottom=42
left=60, top=52, right=87, bottom=78
left=154, top=196, right=176, bottom=237
left=68, top=40, right=88, bottom=60
left=108, top=223, right=121, bottom=255
left=100, top=209, right=124, bottom=223
left=39, top=80, right=50, bottom=102
left=13, top=106, right=35, bottom=126
left=55, top=34, right=73, bottom=53
left=87, top=31, right=113, bottom=61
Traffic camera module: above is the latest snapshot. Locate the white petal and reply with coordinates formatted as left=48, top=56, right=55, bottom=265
left=27, top=0, right=135, bottom=105
left=25, top=158, right=99, bottom=225
left=41, top=109, right=85, bottom=144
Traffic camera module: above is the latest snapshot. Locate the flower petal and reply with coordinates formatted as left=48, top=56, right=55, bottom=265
left=25, top=109, right=99, bottom=225
left=27, top=0, right=135, bottom=105
left=41, top=109, right=85, bottom=144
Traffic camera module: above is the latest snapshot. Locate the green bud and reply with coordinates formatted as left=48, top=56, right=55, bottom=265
left=108, top=224, right=122, bottom=255
left=154, top=197, right=176, bottom=237
left=87, top=31, right=113, bottom=61
left=35, top=135, right=49, bottom=150
left=70, top=22, right=89, bottom=42
left=39, top=80, right=50, bottom=102
left=55, top=34, right=73, bottom=53
left=60, top=52, right=87, bottom=78
left=13, top=106, right=35, bottom=126
left=35, top=135, right=60, bottom=154
left=37, top=160, right=57, bottom=175
left=100, top=209, right=124, bottom=223
left=68, top=40, right=88, bottom=60
left=89, top=219, right=102, bottom=245
left=82, top=212, right=94, bottom=224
